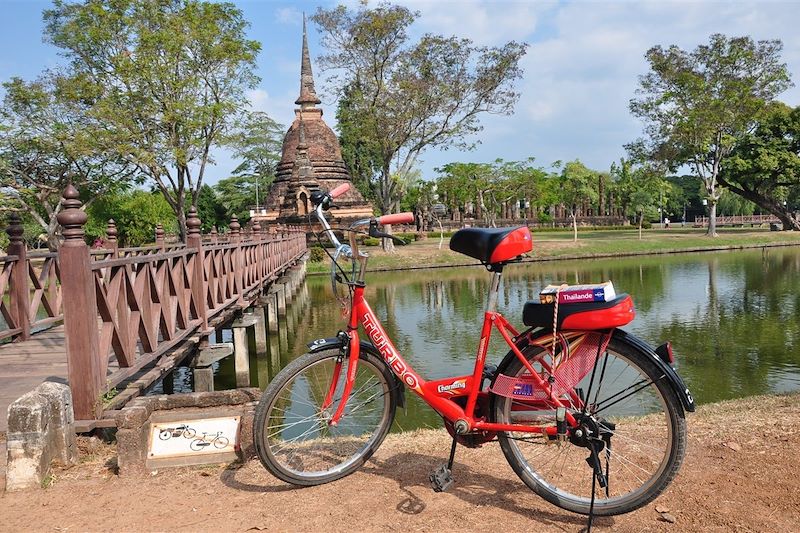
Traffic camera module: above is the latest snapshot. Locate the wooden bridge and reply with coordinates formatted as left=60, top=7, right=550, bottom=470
left=693, top=214, right=780, bottom=227
left=0, top=185, right=306, bottom=430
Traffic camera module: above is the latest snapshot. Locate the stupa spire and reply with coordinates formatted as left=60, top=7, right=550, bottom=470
left=295, top=14, right=321, bottom=108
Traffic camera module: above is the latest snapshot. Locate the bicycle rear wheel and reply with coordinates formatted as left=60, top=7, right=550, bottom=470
left=492, top=334, right=686, bottom=516
left=253, top=348, right=397, bottom=485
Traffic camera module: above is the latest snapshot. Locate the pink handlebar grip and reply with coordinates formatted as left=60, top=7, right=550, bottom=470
left=329, top=183, right=350, bottom=199
left=377, top=212, right=415, bottom=226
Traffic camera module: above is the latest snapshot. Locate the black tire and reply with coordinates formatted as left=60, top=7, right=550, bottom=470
left=253, top=348, right=397, bottom=486
left=213, top=436, right=230, bottom=449
left=491, top=334, right=686, bottom=516
left=183, top=427, right=196, bottom=439
left=158, top=430, right=171, bottom=441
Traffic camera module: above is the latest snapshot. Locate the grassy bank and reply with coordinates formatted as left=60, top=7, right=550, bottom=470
left=307, top=227, right=800, bottom=274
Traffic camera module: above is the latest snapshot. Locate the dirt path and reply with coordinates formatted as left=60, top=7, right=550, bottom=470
left=2, top=394, right=799, bottom=532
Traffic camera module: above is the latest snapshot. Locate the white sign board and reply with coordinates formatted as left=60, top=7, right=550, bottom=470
left=148, top=416, right=240, bottom=459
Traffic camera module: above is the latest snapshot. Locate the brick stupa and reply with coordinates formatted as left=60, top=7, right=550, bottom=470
left=258, top=19, right=374, bottom=224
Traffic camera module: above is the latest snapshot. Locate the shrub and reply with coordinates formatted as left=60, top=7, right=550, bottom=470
left=309, top=246, right=327, bottom=262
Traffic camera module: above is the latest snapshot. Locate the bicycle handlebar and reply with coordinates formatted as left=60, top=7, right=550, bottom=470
left=329, top=182, right=350, bottom=199
left=377, top=212, right=414, bottom=226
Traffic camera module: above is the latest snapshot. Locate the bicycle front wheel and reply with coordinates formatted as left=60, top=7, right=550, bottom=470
left=253, top=348, right=397, bottom=486
left=492, top=335, right=687, bottom=516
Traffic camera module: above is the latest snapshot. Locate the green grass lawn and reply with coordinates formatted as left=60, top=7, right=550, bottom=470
left=307, top=227, right=800, bottom=274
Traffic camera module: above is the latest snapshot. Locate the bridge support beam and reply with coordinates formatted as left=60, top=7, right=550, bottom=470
left=264, top=290, right=279, bottom=333
left=250, top=306, right=268, bottom=354
left=232, top=315, right=258, bottom=387
left=275, top=282, right=287, bottom=317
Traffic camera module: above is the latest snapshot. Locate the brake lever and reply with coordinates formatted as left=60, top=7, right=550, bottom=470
left=369, top=223, right=406, bottom=245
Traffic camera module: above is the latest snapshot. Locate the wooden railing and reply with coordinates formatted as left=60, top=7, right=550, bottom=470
left=1, top=187, right=307, bottom=419
left=693, top=214, right=779, bottom=227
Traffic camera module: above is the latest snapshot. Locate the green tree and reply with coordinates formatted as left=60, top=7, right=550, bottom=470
left=86, top=189, right=176, bottom=247
left=612, top=159, right=667, bottom=239
left=0, top=75, right=136, bottom=249
left=629, top=34, right=792, bottom=236
left=196, top=184, right=227, bottom=232
left=229, top=111, right=284, bottom=208
left=336, top=84, right=382, bottom=205
left=558, top=160, right=599, bottom=242
left=44, top=0, right=260, bottom=239
left=313, top=3, right=527, bottom=250
left=214, top=175, right=262, bottom=224
left=719, top=102, right=800, bottom=230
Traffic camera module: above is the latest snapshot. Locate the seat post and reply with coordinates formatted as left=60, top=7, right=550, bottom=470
left=486, top=270, right=503, bottom=313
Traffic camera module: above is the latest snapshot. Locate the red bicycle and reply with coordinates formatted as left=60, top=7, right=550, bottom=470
left=253, top=184, right=694, bottom=517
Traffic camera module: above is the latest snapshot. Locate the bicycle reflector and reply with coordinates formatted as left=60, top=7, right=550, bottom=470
left=655, top=342, right=675, bottom=364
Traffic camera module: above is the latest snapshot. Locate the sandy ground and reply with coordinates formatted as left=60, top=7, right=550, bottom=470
left=1, top=393, right=799, bottom=533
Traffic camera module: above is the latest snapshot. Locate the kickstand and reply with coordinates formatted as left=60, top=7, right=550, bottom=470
left=585, top=442, right=606, bottom=533
left=429, top=436, right=458, bottom=492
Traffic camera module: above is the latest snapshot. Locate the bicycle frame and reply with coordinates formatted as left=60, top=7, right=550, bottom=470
left=328, top=275, right=587, bottom=435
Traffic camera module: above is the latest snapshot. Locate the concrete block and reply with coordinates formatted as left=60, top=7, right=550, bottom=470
left=193, top=367, right=214, bottom=393
left=5, top=382, right=77, bottom=491
left=114, top=389, right=261, bottom=475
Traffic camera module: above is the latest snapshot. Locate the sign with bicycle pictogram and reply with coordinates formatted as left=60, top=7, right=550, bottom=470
left=148, top=417, right=239, bottom=458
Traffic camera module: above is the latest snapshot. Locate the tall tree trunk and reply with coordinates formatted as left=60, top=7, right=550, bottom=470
left=638, top=212, right=643, bottom=240
left=707, top=201, right=718, bottom=237
left=571, top=211, right=578, bottom=242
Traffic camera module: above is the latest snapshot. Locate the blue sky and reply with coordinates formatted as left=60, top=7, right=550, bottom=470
left=1, top=0, right=799, bottom=186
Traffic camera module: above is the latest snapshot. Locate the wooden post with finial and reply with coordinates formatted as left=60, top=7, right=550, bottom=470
left=228, top=216, right=244, bottom=302
left=105, top=219, right=118, bottom=257
left=6, top=213, right=30, bottom=341
left=186, top=207, right=208, bottom=331
left=210, top=226, right=218, bottom=244
left=155, top=223, right=165, bottom=250
left=57, top=184, right=103, bottom=420
left=252, top=221, right=262, bottom=282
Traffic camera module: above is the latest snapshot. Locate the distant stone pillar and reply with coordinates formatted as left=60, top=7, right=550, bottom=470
left=57, top=184, right=103, bottom=420
left=6, top=213, right=30, bottom=341
left=210, top=226, right=218, bottom=244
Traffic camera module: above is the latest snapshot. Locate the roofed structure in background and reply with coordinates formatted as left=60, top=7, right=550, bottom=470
left=257, top=17, right=373, bottom=224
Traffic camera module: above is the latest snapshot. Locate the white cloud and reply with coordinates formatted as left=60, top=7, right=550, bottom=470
left=246, top=88, right=296, bottom=126
left=397, top=0, right=548, bottom=46
left=275, top=7, right=302, bottom=26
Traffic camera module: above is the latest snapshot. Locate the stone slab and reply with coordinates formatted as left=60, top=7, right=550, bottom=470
left=231, top=315, right=259, bottom=329
left=195, top=343, right=234, bottom=368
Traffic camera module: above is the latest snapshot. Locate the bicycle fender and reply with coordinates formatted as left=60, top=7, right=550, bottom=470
left=307, top=336, right=406, bottom=409
left=612, top=329, right=696, bottom=413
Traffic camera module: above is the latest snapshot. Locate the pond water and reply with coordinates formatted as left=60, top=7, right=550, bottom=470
left=165, top=246, right=800, bottom=432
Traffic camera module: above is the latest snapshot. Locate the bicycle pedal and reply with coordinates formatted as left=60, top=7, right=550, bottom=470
left=429, top=465, right=454, bottom=492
